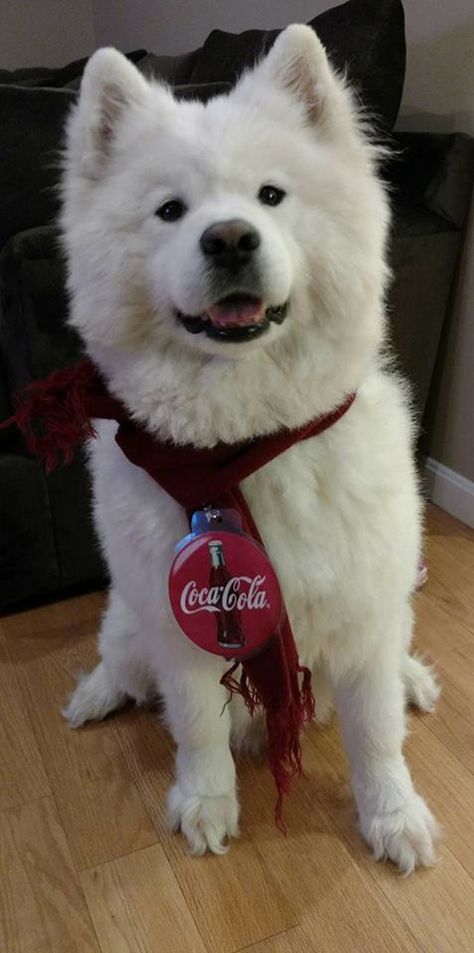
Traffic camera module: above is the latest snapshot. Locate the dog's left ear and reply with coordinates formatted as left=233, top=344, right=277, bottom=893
left=262, top=25, right=331, bottom=123
left=240, top=24, right=353, bottom=139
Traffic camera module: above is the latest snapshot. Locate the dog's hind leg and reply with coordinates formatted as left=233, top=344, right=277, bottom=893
left=312, top=662, right=335, bottom=726
left=399, top=604, right=440, bottom=713
left=230, top=696, right=266, bottom=756
left=402, top=653, right=440, bottom=713
left=63, top=587, right=153, bottom=727
left=63, top=660, right=125, bottom=728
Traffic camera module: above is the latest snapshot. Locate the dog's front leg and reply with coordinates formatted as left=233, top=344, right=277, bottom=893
left=331, top=640, right=439, bottom=874
left=160, top=654, right=239, bottom=855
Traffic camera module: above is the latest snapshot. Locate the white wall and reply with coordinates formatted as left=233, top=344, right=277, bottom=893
left=426, top=211, right=474, bottom=483
left=399, top=1, right=474, bottom=136
left=0, top=0, right=95, bottom=69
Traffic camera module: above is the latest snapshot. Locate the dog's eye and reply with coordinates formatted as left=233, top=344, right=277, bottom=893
left=156, top=199, right=187, bottom=222
left=258, top=185, right=286, bottom=207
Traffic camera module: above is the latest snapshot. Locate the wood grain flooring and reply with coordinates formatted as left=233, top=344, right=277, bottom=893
left=1, top=504, right=473, bottom=952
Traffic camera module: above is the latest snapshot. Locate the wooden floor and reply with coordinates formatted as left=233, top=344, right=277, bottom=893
left=1, top=504, right=474, bottom=953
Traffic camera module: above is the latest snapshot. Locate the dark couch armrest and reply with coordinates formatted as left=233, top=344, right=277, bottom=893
left=0, top=351, right=11, bottom=420
left=0, top=351, right=15, bottom=452
left=0, top=225, right=83, bottom=398
left=387, top=132, right=474, bottom=229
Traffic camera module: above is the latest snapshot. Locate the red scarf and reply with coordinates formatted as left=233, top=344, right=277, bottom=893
left=2, top=360, right=355, bottom=824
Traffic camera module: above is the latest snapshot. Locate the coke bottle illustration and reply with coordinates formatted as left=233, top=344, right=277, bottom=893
left=208, top=540, right=246, bottom=649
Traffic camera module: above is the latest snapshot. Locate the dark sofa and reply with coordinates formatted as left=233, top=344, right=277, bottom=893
left=1, top=0, right=473, bottom=611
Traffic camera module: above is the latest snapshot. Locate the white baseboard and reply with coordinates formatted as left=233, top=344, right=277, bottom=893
left=424, top=457, right=474, bottom=528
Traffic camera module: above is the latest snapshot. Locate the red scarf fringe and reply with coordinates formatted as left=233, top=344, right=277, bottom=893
left=5, top=360, right=98, bottom=472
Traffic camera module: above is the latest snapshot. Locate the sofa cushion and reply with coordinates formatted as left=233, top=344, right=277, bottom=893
left=63, top=50, right=201, bottom=90
left=0, top=352, right=12, bottom=438
left=0, top=86, right=75, bottom=249
left=0, top=227, right=82, bottom=395
left=189, top=0, right=405, bottom=131
left=0, top=50, right=147, bottom=88
left=0, top=80, right=230, bottom=250
left=0, top=451, right=106, bottom=610
left=389, top=226, right=461, bottom=413
left=0, top=454, right=59, bottom=608
left=135, top=50, right=200, bottom=86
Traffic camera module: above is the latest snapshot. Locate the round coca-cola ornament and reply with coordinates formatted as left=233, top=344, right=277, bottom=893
left=169, top=510, right=283, bottom=660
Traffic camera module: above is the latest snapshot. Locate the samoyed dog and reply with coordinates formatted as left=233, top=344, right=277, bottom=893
left=62, top=25, right=439, bottom=871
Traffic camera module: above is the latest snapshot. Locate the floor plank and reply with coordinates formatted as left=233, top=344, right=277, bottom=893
left=0, top=633, right=50, bottom=811
left=114, top=704, right=174, bottom=839
left=406, top=716, right=474, bottom=877
left=1, top=596, right=157, bottom=870
left=302, top=717, right=474, bottom=951
left=115, top=706, right=298, bottom=953
left=81, top=844, right=207, bottom=953
left=303, top=679, right=474, bottom=878
left=1, top=504, right=473, bottom=953
left=242, top=926, right=319, bottom=952
left=423, top=505, right=474, bottom=630
left=0, top=797, right=100, bottom=953
left=240, top=752, right=420, bottom=953
left=414, top=594, right=474, bottom=773
left=163, top=833, right=297, bottom=953
left=371, top=847, right=474, bottom=953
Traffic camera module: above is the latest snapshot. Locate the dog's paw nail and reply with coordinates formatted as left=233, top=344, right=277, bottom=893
left=360, top=794, right=439, bottom=874
left=167, top=784, right=240, bottom=856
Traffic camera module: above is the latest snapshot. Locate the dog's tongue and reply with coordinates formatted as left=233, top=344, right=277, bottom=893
left=206, top=295, right=265, bottom=328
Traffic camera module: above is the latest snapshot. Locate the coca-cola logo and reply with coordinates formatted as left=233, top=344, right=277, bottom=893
left=180, top=574, right=269, bottom=615
left=169, top=529, right=282, bottom=659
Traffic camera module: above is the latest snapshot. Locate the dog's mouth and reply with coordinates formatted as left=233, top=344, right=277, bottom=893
left=176, top=293, right=288, bottom=342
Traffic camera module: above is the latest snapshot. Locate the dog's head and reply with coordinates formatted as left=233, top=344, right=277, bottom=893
left=62, top=26, right=389, bottom=441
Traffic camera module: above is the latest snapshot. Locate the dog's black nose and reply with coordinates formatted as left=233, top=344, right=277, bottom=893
left=200, top=220, right=260, bottom=269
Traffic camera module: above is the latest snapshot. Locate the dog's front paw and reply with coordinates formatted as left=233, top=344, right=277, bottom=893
left=360, top=793, right=439, bottom=875
left=167, top=784, right=240, bottom=856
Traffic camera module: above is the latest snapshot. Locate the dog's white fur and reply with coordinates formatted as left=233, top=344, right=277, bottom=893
left=62, top=26, right=440, bottom=871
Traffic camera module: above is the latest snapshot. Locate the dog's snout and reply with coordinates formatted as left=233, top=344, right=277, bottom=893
left=200, top=219, right=261, bottom=269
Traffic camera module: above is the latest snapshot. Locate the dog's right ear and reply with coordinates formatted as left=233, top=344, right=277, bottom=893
left=67, top=49, right=149, bottom=180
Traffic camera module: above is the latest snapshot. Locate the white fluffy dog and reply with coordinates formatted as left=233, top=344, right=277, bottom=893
left=62, top=25, right=439, bottom=871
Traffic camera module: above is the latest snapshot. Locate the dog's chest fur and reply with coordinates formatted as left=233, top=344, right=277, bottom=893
left=90, top=368, right=420, bottom=673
